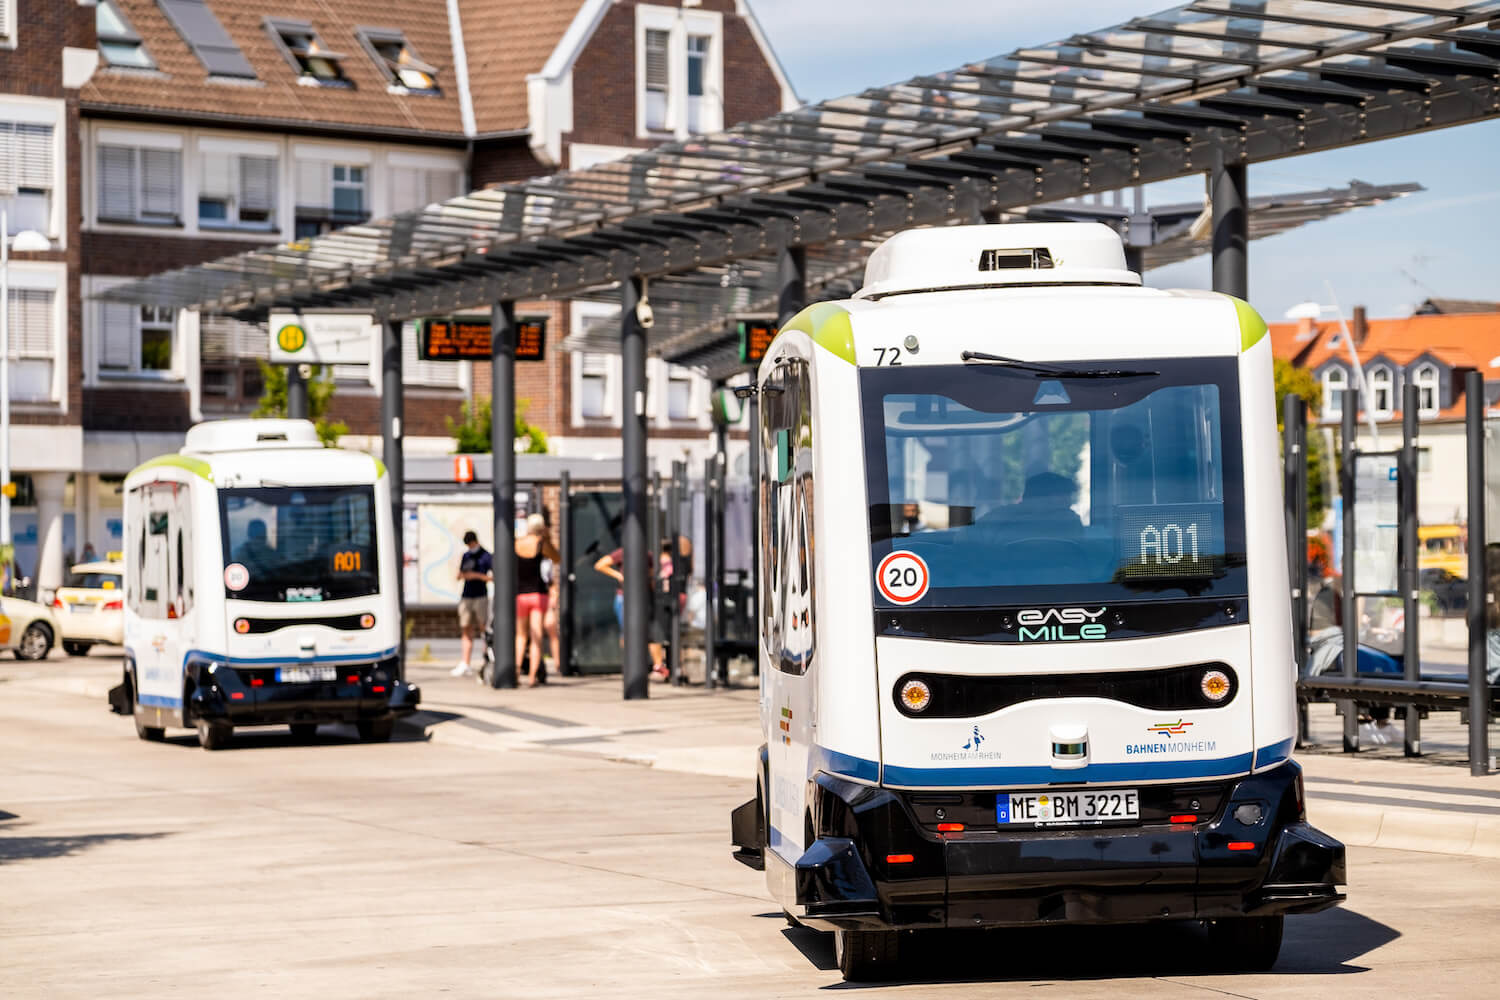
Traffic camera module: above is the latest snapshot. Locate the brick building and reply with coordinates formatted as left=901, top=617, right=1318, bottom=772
left=0, top=0, right=795, bottom=590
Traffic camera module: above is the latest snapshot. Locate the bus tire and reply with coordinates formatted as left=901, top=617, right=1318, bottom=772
left=198, top=719, right=232, bottom=751
left=1206, top=915, right=1283, bottom=971
left=134, top=712, right=164, bottom=741
left=834, top=929, right=900, bottom=982
left=289, top=722, right=318, bottom=741
left=357, top=717, right=394, bottom=742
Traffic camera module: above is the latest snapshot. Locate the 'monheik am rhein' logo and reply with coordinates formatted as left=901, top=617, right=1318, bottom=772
left=1016, top=606, right=1107, bottom=642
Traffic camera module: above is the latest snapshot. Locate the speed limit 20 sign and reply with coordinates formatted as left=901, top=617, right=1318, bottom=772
left=876, top=550, right=930, bottom=605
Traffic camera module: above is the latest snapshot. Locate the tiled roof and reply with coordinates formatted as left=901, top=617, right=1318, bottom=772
left=82, top=1, right=470, bottom=137
left=460, top=0, right=584, bottom=136
left=1269, top=310, right=1500, bottom=422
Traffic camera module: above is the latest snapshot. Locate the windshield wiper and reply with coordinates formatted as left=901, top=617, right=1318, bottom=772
left=959, top=350, right=1158, bottom=379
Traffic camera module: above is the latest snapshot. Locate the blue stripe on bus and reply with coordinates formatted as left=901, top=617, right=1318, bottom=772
left=768, top=823, right=800, bottom=864
left=809, top=744, right=880, bottom=783
left=137, top=693, right=182, bottom=708
left=1254, top=737, right=1295, bottom=770
left=808, top=739, right=1296, bottom=788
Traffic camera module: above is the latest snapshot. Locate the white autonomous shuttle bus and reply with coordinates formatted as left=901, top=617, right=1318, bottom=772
left=108, top=419, right=418, bottom=749
left=729, top=224, right=1345, bottom=980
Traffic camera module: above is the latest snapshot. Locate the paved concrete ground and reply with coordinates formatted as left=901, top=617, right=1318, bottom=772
left=4, top=651, right=1499, bottom=998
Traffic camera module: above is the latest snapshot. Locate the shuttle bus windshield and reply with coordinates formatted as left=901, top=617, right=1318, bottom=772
left=219, top=485, right=379, bottom=602
left=862, top=356, right=1246, bottom=607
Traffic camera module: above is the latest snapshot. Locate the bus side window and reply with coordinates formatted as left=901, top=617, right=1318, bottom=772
left=758, top=360, right=815, bottom=676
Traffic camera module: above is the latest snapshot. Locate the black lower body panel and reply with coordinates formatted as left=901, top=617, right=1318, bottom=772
left=757, top=760, right=1344, bottom=931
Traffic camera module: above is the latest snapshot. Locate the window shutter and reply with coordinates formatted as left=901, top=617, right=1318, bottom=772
left=8, top=289, right=54, bottom=358
left=98, top=144, right=136, bottom=220
left=140, top=148, right=180, bottom=218
left=427, top=168, right=461, bottom=205
left=645, top=30, right=669, bottom=89
left=201, top=314, right=266, bottom=360
left=99, top=301, right=135, bottom=369
left=199, top=150, right=233, bottom=199
left=389, top=166, right=421, bottom=214
left=295, top=160, right=326, bottom=209
left=12, top=123, right=54, bottom=189
left=238, top=155, right=275, bottom=216
left=403, top=320, right=459, bottom=387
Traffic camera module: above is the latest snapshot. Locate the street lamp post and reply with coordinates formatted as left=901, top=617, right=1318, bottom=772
left=0, top=204, right=56, bottom=552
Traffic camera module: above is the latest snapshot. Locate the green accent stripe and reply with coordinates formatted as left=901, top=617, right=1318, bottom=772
left=372, top=456, right=387, bottom=479
left=778, top=302, right=855, bottom=365
left=1228, top=296, right=1268, bottom=352
left=131, top=454, right=212, bottom=481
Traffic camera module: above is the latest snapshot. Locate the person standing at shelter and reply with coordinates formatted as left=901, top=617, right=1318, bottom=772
left=515, top=514, right=560, bottom=687
left=452, top=530, right=492, bottom=677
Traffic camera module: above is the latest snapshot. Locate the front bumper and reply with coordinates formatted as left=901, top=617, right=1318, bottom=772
left=189, top=656, right=420, bottom=727
left=748, top=760, right=1344, bottom=931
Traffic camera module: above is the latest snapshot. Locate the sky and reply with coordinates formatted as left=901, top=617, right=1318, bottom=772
left=749, top=0, right=1500, bottom=323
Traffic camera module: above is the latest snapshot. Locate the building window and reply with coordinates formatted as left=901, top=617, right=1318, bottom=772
left=579, top=354, right=611, bottom=419
left=201, top=314, right=268, bottom=411
left=294, top=160, right=367, bottom=237
left=1322, top=366, right=1347, bottom=420
left=199, top=151, right=277, bottom=229
left=643, top=29, right=670, bottom=131
left=1369, top=366, right=1393, bottom=419
left=159, top=0, right=255, bottom=78
left=357, top=28, right=439, bottom=93
left=7, top=288, right=57, bottom=403
left=96, top=1, right=154, bottom=69
left=1414, top=363, right=1440, bottom=417
left=0, top=0, right=13, bottom=47
left=636, top=7, right=723, bottom=139
left=667, top=374, right=694, bottom=421
left=266, top=20, right=349, bottom=86
left=388, top=165, right=462, bottom=214
left=97, top=143, right=181, bottom=225
left=99, top=302, right=175, bottom=376
left=1, top=122, right=55, bottom=236
left=686, top=35, right=709, bottom=134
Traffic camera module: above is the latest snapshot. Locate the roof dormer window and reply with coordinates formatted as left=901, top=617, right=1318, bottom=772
left=357, top=28, right=439, bottom=94
left=266, top=19, right=350, bottom=86
left=97, top=0, right=155, bottom=69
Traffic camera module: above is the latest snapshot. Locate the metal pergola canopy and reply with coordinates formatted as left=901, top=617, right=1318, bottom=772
left=102, top=0, right=1500, bottom=369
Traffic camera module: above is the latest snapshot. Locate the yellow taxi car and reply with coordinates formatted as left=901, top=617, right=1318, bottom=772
left=53, top=559, right=125, bottom=656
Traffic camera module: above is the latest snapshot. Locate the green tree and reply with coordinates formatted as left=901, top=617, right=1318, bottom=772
left=447, top=396, right=549, bottom=454
left=1274, top=357, right=1328, bottom=524
left=253, top=362, right=349, bottom=447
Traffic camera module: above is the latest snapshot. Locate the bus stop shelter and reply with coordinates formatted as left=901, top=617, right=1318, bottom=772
left=100, top=0, right=1500, bottom=697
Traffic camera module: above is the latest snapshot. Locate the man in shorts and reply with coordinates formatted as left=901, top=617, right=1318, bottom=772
left=452, top=530, right=492, bottom=677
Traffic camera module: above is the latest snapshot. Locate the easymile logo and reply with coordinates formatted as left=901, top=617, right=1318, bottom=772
left=1017, top=606, right=1108, bottom=642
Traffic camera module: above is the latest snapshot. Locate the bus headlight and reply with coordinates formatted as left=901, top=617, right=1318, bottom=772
left=359, top=613, right=376, bottom=629
left=900, top=679, right=932, bottom=713
left=1201, top=668, right=1231, bottom=702
left=234, top=618, right=250, bottom=634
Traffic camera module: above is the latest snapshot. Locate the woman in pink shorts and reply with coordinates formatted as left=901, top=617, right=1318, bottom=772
left=516, top=514, right=560, bottom=687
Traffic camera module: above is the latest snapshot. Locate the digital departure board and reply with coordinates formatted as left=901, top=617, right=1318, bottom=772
left=738, top=320, right=776, bottom=364
left=1115, top=503, right=1223, bottom=580
left=418, top=316, right=547, bottom=361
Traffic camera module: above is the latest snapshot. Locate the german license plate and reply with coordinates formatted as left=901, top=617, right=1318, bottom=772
left=70, top=602, right=95, bottom=613
left=277, top=665, right=336, bottom=684
left=998, top=788, right=1140, bottom=826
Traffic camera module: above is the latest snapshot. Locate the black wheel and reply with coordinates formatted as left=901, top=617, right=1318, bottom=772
left=197, top=718, right=232, bottom=751
left=357, top=717, right=394, bottom=742
left=834, top=929, right=901, bottom=982
left=1206, top=915, right=1284, bottom=971
left=63, top=640, right=93, bottom=657
left=134, top=712, right=164, bottom=742
left=15, top=622, right=53, bottom=661
left=289, top=722, right=318, bottom=740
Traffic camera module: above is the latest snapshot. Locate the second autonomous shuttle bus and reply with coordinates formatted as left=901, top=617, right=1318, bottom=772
left=729, top=223, right=1345, bottom=980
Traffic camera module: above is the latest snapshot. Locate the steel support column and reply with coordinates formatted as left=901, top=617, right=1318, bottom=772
left=558, top=470, right=574, bottom=676
left=380, top=319, right=406, bottom=675
left=1210, top=152, right=1248, bottom=299
left=777, top=245, right=807, bottom=326
left=668, top=460, right=685, bottom=685
left=287, top=365, right=309, bottom=419
left=703, top=453, right=719, bottom=689
left=1341, top=389, right=1359, bottom=753
left=490, top=299, right=518, bottom=689
left=621, top=276, right=650, bottom=699
left=1401, top=381, right=1421, bottom=755
left=1466, top=371, right=1491, bottom=776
